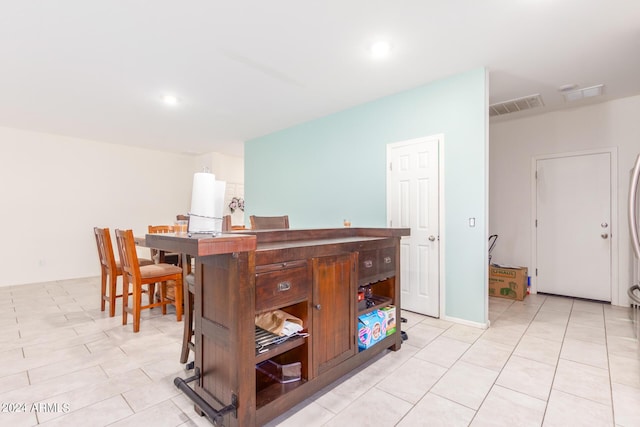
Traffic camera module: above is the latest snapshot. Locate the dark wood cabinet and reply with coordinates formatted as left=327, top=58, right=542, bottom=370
left=146, top=227, right=409, bottom=427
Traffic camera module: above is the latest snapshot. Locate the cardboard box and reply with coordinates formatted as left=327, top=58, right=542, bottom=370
left=379, top=305, right=396, bottom=336
left=357, top=310, right=387, bottom=351
left=489, top=265, right=528, bottom=301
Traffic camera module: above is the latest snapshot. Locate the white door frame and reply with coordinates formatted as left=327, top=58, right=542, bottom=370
left=386, top=134, right=446, bottom=317
left=530, top=147, right=618, bottom=304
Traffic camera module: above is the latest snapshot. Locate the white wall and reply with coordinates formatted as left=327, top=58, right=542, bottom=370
left=0, top=126, right=195, bottom=287
left=490, top=94, right=640, bottom=306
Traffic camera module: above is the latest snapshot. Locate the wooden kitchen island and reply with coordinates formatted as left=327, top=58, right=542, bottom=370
left=145, top=227, right=410, bottom=426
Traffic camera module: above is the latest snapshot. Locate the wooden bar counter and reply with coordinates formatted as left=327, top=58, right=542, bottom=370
left=146, top=227, right=410, bottom=426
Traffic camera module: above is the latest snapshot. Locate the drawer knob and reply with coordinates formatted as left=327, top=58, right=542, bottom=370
left=277, top=281, right=291, bottom=292
left=315, top=304, right=322, bottom=310
left=364, top=260, right=373, bottom=268
left=384, top=256, right=392, bottom=264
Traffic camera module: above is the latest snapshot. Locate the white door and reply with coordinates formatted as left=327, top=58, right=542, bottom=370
left=387, top=136, right=440, bottom=316
left=536, top=152, right=611, bottom=301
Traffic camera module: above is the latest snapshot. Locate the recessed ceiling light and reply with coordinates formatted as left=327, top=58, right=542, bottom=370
left=161, top=94, right=179, bottom=106
left=369, top=40, right=392, bottom=59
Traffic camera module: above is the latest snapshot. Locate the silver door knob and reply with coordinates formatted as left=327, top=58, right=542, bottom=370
left=314, top=304, right=322, bottom=310
left=601, top=233, right=609, bottom=239
left=601, top=222, right=608, bottom=228
left=428, top=235, right=436, bottom=241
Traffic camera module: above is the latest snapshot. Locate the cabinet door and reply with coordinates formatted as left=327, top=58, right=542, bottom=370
left=312, top=253, right=356, bottom=376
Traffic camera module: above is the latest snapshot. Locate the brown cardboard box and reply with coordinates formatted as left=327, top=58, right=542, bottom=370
left=489, top=265, right=528, bottom=301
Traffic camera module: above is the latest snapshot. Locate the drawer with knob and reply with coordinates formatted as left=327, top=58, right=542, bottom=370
left=357, top=247, right=396, bottom=286
left=378, top=246, right=396, bottom=279
left=255, top=260, right=310, bottom=312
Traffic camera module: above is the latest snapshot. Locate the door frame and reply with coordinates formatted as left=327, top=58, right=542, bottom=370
left=386, top=134, right=445, bottom=317
left=530, top=147, right=618, bottom=304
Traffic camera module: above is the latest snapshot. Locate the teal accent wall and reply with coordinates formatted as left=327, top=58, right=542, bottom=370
left=245, top=68, right=488, bottom=324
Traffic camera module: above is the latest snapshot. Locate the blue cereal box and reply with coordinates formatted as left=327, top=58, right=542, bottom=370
left=357, top=310, right=387, bottom=351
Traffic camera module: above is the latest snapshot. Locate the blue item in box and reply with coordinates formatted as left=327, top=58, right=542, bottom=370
left=379, top=305, right=396, bottom=336
left=358, top=310, right=387, bottom=351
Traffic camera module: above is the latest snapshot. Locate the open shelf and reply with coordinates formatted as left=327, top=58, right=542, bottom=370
left=255, top=334, right=307, bottom=364
left=256, top=376, right=307, bottom=408
left=357, top=294, right=392, bottom=315
left=255, top=343, right=308, bottom=409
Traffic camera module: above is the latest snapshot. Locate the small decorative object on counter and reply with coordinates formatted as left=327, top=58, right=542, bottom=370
left=229, top=197, right=244, bottom=213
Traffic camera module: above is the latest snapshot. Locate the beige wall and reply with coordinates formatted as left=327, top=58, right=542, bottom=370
left=490, top=94, right=640, bottom=305
left=0, top=126, right=195, bottom=287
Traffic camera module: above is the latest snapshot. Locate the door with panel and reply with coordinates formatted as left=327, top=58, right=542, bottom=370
left=387, top=136, right=440, bottom=316
left=312, top=253, right=356, bottom=376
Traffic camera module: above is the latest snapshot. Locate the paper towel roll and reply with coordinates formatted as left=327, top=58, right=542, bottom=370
left=214, top=180, right=226, bottom=232
left=189, top=172, right=218, bottom=233
left=190, top=172, right=216, bottom=217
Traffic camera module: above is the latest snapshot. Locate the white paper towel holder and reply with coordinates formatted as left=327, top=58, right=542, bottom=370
left=186, top=213, right=223, bottom=237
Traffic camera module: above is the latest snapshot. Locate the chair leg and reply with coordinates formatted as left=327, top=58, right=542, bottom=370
left=148, top=283, right=155, bottom=305
left=161, top=282, right=167, bottom=315
left=133, top=283, right=141, bottom=333
left=175, top=277, right=183, bottom=322
left=100, top=270, right=107, bottom=312
left=108, top=273, right=118, bottom=317
left=122, top=277, right=129, bottom=326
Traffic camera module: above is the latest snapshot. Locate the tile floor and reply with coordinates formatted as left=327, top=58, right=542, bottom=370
left=1, top=277, right=639, bottom=426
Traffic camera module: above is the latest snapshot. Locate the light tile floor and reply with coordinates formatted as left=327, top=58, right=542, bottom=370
left=1, top=277, right=639, bottom=426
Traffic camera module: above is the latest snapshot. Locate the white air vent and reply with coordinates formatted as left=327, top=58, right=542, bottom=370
left=489, top=94, right=544, bottom=117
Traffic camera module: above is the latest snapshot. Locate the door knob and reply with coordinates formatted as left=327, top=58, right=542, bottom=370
left=314, top=304, right=322, bottom=310
left=601, top=233, right=609, bottom=239
left=601, top=222, right=608, bottom=228
left=428, top=235, right=436, bottom=241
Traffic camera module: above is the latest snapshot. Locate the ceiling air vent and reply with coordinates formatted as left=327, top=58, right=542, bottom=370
left=489, top=94, right=544, bottom=117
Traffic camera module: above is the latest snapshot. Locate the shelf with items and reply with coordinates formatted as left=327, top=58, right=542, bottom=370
left=254, top=299, right=310, bottom=410
left=255, top=331, right=308, bottom=364
left=357, top=294, right=393, bottom=315
left=255, top=341, right=308, bottom=409
left=357, top=276, right=395, bottom=315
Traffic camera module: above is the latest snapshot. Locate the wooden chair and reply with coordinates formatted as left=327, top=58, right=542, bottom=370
left=115, top=229, right=184, bottom=332
left=148, top=224, right=184, bottom=310
left=94, top=227, right=153, bottom=317
left=249, top=215, right=290, bottom=230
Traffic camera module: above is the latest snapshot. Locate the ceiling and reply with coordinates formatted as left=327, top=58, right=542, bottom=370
left=1, top=1, right=639, bottom=157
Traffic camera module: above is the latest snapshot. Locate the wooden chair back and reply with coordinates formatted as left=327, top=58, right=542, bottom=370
left=148, top=225, right=177, bottom=263
left=249, top=215, right=290, bottom=230
left=94, top=227, right=117, bottom=275
left=95, top=226, right=120, bottom=316
left=222, top=215, right=231, bottom=232
left=148, top=225, right=174, bottom=234
left=114, top=229, right=141, bottom=286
